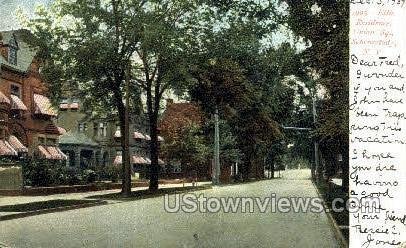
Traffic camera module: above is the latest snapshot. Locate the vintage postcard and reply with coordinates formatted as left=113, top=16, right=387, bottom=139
left=0, top=0, right=405, bottom=247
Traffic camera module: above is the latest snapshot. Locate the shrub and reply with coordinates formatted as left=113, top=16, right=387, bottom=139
left=21, top=158, right=122, bottom=186
left=21, top=158, right=65, bottom=187
left=82, top=169, right=97, bottom=184
left=103, top=165, right=121, bottom=183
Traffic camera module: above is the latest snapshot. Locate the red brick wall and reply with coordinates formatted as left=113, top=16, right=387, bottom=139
left=0, top=62, right=57, bottom=154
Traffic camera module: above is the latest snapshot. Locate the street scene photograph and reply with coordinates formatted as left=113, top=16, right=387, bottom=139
left=0, top=0, right=349, bottom=247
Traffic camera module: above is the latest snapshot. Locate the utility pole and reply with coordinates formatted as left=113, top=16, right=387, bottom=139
left=213, top=106, right=220, bottom=185
left=312, top=95, right=320, bottom=182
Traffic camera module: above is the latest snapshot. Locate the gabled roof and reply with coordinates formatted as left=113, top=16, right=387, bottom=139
left=0, top=29, right=37, bottom=73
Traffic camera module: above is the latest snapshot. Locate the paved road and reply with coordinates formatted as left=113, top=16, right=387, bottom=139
left=0, top=169, right=338, bottom=248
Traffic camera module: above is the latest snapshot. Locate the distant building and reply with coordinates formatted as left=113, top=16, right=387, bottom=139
left=57, top=98, right=165, bottom=177
left=0, top=30, right=65, bottom=160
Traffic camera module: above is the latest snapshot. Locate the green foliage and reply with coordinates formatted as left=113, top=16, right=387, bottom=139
left=284, top=1, right=349, bottom=144
left=188, top=20, right=306, bottom=179
left=21, top=158, right=110, bottom=187
left=163, top=123, right=210, bottom=167
left=21, top=158, right=65, bottom=187
left=25, top=0, right=314, bottom=182
left=101, top=165, right=122, bottom=183
left=284, top=1, right=349, bottom=188
left=203, top=119, right=241, bottom=165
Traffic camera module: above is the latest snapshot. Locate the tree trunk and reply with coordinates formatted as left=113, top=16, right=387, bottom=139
left=149, top=117, right=159, bottom=191
left=116, top=96, right=131, bottom=196
left=147, top=84, right=160, bottom=191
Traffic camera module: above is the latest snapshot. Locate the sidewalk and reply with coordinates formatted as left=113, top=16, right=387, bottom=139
left=0, top=182, right=211, bottom=220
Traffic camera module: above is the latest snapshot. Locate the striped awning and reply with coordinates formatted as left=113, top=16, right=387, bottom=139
left=8, top=135, right=28, bottom=153
left=56, top=147, right=68, bottom=160
left=38, top=145, right=52, bottom=159
left=33, top=94, right=57, bottom=116
left=59, top=103, right=69, bottom=110
left=0, top=140, right=17, bottom=156
left=57, top=126, right=67, bottom=135
left=142, top=157, right=165, bottom=166
left=113, top=155, right=122, bottom=165
left=114, top=155, right=148, bottom=165
left=10, top=95, right=27, bottom=111
left=133, top=131, right=145, bottom=140
left=133, top=155, right=146, bottom=164
left=70, top=102, right=79, bottom=109
left=0, top=91, right=10, bottom=105
left=143, top=157, right=151, bottom=164
left=47, top=146, right=65, bottom=160
left=38, top=146, right=67, bottom=160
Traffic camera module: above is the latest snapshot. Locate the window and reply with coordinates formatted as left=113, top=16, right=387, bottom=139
left=47, top=138, right=56, bottom=146
left=103, top=123, right=107, bottom=137
left=38, top=137, right=45, bottom=145
left=79, top=123, right=87, bottom=132
left=98, top=123, right=107, bottom=137
left=8, top=38, right=18, bottom=65
left=10, top=84, right=21, bottom=98
left=71, top=98, right=79, bottom=111
left=93, top=123, right=98, bottom=136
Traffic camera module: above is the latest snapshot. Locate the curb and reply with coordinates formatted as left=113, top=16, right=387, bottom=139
left=312, top=180, right=349, bottom=248
left=0, top=200, right=108, bottom=222
left=0, top=180, right=209, bottom=196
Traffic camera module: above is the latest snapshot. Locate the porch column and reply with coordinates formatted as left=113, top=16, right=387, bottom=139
left=75, top=148, right=81, bottom=168
left=92, top=149, right=97, bottom=167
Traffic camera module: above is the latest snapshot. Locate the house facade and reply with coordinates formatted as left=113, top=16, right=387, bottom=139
left=0, top=30, right=65, bottom=160
left=57, top=98, right=165, bottom=177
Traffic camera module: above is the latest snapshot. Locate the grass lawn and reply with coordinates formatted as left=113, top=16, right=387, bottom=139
left=315, top=179, right=349, bottom=242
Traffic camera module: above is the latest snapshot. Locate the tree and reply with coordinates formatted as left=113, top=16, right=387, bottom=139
left=162, top=123, right=210, bottom=176
left=129, top=0, right=215, bottom=190
left=26, top=0, right=149, bottom=196
left=159, top=102, right=208, bottom=173
left=283, top=0, right=349, bottom=189
left=25, top=0, right=219, bottom=192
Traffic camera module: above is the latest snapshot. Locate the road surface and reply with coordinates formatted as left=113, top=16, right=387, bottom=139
left=0, top=169, right=339, bottom=248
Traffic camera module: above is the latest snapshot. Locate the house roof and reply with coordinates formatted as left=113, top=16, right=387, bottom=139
left=59, top=131, right=100, bottom=147
left=0, top=30, right=37, bottom=73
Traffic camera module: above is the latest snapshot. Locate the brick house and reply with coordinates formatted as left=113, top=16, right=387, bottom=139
left=0, top=30, right=66, bottom=160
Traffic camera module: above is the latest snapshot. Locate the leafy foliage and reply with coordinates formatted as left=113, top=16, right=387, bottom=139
left=283, top=0, right=349, bottom=187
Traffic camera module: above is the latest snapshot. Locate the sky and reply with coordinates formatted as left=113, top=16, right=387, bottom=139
left=0, top=0, right=302, bottom=50
left=0, top=0, right=50, bottom=30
